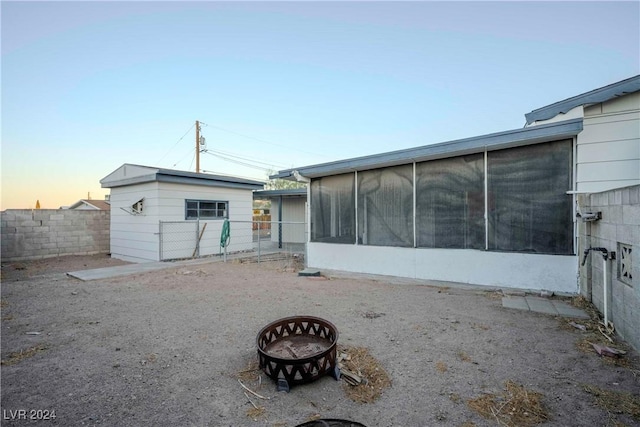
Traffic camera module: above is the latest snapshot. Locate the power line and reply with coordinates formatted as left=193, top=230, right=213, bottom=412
left=199, top=121, right=330, bottom=159
left=202, top=150, right=272, bottom=172
left=205, top=148, right=288, bottom=169
left=173, top=147, right=196, bottom=169
left=157, top=122, right=196, bottom=165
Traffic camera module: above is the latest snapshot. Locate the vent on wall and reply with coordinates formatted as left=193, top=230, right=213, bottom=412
left=618, top=243, right=633, bottom=286
left=119, top=198, right=145, bottom=216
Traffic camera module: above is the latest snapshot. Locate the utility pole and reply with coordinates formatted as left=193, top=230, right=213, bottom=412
left=195, top=120, right=200, bottom=173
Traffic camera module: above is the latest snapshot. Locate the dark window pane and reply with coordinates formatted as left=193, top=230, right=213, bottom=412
left=200, top=202, right=216, bottom=210
left=186, top=201, right=198, bottom=210
left=357, top=165, right=413, bottom=247
left=310, top=173, right=355, bottom=244
left=416, top=154, right=485, bottom=249
left=487, top=139, right=572, bottom=254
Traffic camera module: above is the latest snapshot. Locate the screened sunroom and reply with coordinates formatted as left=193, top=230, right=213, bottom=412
left=273, top=119, right=583, bottom=293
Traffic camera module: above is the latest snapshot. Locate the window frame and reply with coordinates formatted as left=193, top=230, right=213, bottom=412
left=185, top=199, right=229, bottom=220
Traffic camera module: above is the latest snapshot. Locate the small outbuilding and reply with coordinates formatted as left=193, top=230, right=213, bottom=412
left=101, top=164, right=264, bottom=262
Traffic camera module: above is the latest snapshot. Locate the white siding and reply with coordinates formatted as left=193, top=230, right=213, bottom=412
left=577, top=92, right=640, bottom=192
left=308, top=243, right=578, bottom=293
left=109, top=182, right=161, bottom=262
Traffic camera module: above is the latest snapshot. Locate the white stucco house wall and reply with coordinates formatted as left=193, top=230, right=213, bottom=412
left=271, top=75, right=640, bottom=296
left=101, top=164, right=264, bottom=262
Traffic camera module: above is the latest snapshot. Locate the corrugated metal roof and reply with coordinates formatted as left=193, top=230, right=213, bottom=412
left=525, top=75, right=640, bottom=125
left=272, top=118, right=583, bottom=180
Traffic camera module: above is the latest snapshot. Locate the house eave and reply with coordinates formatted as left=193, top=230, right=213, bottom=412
left=273, top=118, right=583, bottom=180
left=525, top=75, right=640, bottom=125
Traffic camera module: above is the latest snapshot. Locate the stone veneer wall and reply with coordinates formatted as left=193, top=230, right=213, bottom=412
left=578, top=185, right=639, bottom=352
left=1, top=209, right=110, bottom=261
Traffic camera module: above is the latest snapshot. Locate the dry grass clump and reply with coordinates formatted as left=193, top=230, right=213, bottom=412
left=0, top=298, right=8, bottom=308
left=246, top=406, right=266, bottom=420
left=457, top=351, right=473, bottom=362
left=435, top=361, right=448, bottom=373
left=339, top=346, right=391, bottom=403
left=583, top=384, right=640, bottom=422
left=467, top=380, right=549, bottom=427
left=236, top=359, right=261, bottom=382
left=1, top=344, right=48, bottom=366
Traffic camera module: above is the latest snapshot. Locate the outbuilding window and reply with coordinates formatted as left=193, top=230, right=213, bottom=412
left=185, top=200, right=228, bottom=220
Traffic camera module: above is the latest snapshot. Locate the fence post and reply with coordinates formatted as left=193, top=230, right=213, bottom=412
left=159, top=221, right=163, bottom=261
left=258, top=220, right=261, bottom=264
left=196, top=219, right=200, bottom=258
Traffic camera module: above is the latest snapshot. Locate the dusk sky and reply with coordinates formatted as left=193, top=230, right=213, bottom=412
left=2, top=1, right=639, bottom=209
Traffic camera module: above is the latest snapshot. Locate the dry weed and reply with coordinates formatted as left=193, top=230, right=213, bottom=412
left=583, top=384, right=640, bottom=422
left=449, top=393, right=462, bottom=403
left=436, top=361, right=448, bottom=373
left=467, top=380, right=549, bottom=427
left=457, top=351, right=473, bottom=362
left=246, top=406, right=266, bottom=420
left=471, top=323, right=490, bottom=331
left=1, top=344, right=48, bottom=366
left=339, top=346, right=392, bottom=404
left=236, top=359, right=261, bottom=383
left=0, top=299, right=7, bottom=308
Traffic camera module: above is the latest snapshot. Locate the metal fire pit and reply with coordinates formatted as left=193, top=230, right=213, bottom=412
left=257, top=316, right=339, bottom=391
left=295, top=420, right=366, bottom=427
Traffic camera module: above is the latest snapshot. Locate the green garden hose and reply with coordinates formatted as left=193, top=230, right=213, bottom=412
left=219, top=219, right=231, bottom=253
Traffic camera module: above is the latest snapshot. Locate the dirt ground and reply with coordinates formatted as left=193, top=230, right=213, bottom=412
left=1, top=254, right=639, bottom=427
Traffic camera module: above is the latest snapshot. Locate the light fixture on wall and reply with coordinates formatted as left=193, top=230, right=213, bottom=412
left=576, top=211, right=602, bottom=222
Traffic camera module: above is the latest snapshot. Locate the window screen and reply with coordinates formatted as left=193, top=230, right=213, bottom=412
left=185, top=200, right=228, bottom=220
left=310, top=173, right=355, bottom=244
left=416, top=154, right=485, bottom=249
left=357, top=165, right=413, bottom=247
left=487, top=139, right=572, bottom=254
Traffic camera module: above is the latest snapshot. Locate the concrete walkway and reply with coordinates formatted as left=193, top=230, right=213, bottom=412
left=67, top=258, right=219, bottom=281
left=502, top=296, right=590, bottom=319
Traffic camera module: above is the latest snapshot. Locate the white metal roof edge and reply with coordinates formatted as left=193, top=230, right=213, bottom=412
left=101, top=164, right=264, bottom=189
left=272, top=118, right=583, bottom=180
left=525, top=75, right=640, bottom=125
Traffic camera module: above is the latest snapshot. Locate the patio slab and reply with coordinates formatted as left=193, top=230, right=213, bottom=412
left=502, top=296, right=590, bottom=319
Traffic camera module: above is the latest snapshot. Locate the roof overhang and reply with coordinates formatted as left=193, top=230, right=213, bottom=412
left=525, top=75, right=640, bottom=125
left=272, top=118, right=583, bottom=180
left=101, top=164, right=264, bottom=190
left=253, top=188, right=307, bottom=199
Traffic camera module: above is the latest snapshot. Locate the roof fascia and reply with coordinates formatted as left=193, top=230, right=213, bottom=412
left=156, top=174, right=264, bottom=190
left=273, top=118, right=583, bottom=180
left=525, top=75, right=640, bottom=124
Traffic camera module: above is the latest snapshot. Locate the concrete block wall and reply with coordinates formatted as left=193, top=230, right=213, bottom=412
left=1, top=209, right=110, bottom=261
left=578, top=185, right=640, bottom=351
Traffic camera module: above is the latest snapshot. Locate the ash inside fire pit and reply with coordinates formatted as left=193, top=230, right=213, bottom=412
left=257, top=316, right=339, bottom=392
left=264, top=335, right=331, bottom=359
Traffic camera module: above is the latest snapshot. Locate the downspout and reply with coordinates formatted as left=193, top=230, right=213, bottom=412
left=581, top=247, right=616, bottom=331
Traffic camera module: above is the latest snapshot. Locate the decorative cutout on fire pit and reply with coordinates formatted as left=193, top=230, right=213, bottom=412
left=257, top=316, right=339, bottom=390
